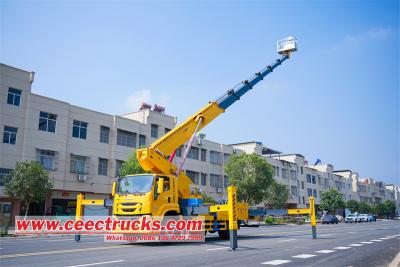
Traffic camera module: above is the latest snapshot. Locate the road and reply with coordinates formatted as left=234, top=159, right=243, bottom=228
left=0, top=220, right=399, bottom=267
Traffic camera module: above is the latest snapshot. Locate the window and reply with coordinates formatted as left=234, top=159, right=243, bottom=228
left=210, top=151, right=222, bottom=164
left=139, top=134, right=146, bottom=147
left=201, top=149, right=207, bottom=162
left=306, top=174, right=312, bottom=183
left=117, top=129, right=136, bottom=147
left=282, top=168, right=288, bottom=179
left=98, top=158, right=108, bottom=176
left=175, top=146, right=183, bottom=157
left=188, top=146, right=199, bottom=160
left=313, top=189, right=317, bottom=198
left=100, top=126, right=110, bottom=144
left=70, top=155, right=88, bottom=174
left=38, top=112, right=57, bottom=133
left=3, top=126, right=17, bottom=144
left=312, top=175, right=316, bottom=184
left=302, top=196, right=305, bottom=204
left=7, top=88, right=22, bottom=106
left=276, top=167, right=280, bottom=177
left=0, top=168, right=12, bottom=187
left=72, top=120, right=88, bottom=139
left=165, top=128, right=171, bottom=134
left=224, top=175, right=229, bottom=188
left=210, top=174, right=222, bottom=188
left=115, top=160, right=124, bottom=177
left=291, top=186, right=298, bottom=197
left=36, top=149, right=56, bottom=170
left=307, top=188, right=313, bottom=197
left=151, top=124, right=158, bottom=138
left=201, top=173, right=207, bottom=186
left=300, top=167, right=303, bottom=175
left=301, top=181, right=305, bottom=189
left=290, top=170, right=297, bottom=180
left=186, top=170, right=199, bottom=185
left=224, top=153, right=231, bottom=162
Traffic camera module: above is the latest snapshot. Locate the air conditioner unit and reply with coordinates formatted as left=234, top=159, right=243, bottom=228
left=216, top=187, right=223, bottom=193
left=77, top=174, right=86, bottom=182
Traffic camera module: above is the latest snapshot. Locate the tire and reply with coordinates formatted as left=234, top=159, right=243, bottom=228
left=218, top=230, right=230, bottom=240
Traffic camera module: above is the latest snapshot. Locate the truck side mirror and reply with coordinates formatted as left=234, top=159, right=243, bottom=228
left=112, top=181, right=117, bottom=197
left=158, top=178, right=164, bottom=194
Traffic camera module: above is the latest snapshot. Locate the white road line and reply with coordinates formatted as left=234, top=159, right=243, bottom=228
left=319, top=234, right=333, bottom=237
left=360, top=241, right=373, bottom=244
left=371, top=239, right=382, bottom=242
left=277, top=239, right=296, bottom=243
left=349, top=244, right=363, bottom=247
left=292, top=254, right=316, bottom=259
left=380, top=237, right=390, bottom=240
left=334, top=246, right=350, bottom=250
left=66, top=260, right=125, bottom=267
left=347, top=231, right=356, bottom=234
left=206, top=247, right=228, bottom=251
left=261, top=260, right=292, bottom=265
left=316, top=250, right=335, bottom=254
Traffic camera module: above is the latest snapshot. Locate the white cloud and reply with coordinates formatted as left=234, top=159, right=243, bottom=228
left=125, top=89, right=170, bottom=113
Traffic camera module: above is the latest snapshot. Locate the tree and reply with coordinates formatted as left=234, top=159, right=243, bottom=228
left=225, top=153, right=274, bottom=205
left=346, top=200, right=359, bottom=213
left=201, top=192, right=217, bottom=204
left=319, top=189, right=345, bottom=213
left=383, top=200, right=396, bottom=218
left=264, top=181, right=289, bottom=209
left=119, top=151, right=147, bottom=177
left=5, top=161, right=53, bottom=218
left=374, top=203, right=387, bottom=218
left=358, top=201, right=372, bottom=214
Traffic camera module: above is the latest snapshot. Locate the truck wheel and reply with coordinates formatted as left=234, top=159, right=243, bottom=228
left=218, top=230, right=230, bottom=240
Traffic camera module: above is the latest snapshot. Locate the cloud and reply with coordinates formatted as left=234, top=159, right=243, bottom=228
left=125, top=89, right=169, bottom=112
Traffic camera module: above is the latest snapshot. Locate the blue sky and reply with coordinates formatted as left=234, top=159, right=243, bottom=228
left=1, top=1, right=399, bottom=184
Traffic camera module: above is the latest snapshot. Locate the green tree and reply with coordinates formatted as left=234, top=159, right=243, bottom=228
left=346, top=200, right=359, bottom=213
left=374, top=203, right=387, bottom=218
left=5, top=161, right=53, bottom=218
left=201, top=192, right=217, bottom=204
left=225, top=153, right=274, bottom=205
left=264, top=181, right=289, bottom=209
left=319, top=189, right=345, bottom=213
left=119, top=151, right=147, bottom=177
left=383, top=200, right=396, bottom=218
left=358, top=201, right=372, bottom=214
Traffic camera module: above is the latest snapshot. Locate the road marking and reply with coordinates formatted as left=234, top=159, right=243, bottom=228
left=66, top=260, right=125, bottom=267
left=292, top=254, right=316, bottom=259
left=0, top=245, right=127, bottom=259
left=380, top=237, right=390, bottom=240
left=261, top=260, right=291, bottom=265
left=349, top=244, right=363, bottom=247
left=319, top=233, right=333, bottom=237
left=206, top=247, right=228, bottom=251
left=316, top=250, right=335, bottom=254
left=347, top=232, right=356, bottom=234
left=334, top=246, right=350, bottom=250
left=360, top=241, right=373, bottom=244
left=277, top=239, right=296, bottom=243
left=371, top=239, right=382, bottom=242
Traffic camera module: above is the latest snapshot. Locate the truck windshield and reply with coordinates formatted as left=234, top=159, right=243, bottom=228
left=117, top=175, right=154, bottom=194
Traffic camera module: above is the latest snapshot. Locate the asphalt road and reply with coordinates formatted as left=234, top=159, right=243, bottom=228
left=0, top=220, right=399, bottom=267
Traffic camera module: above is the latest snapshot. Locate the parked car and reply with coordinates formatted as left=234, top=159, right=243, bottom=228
left=322, top=214, right=339, bottom=224
left=345, top=214, right=361, bottom=223
left=359, top=214, right=370, bottom=222
left=335, top=215, right=344, bottom=222
left=368, top=215, right=376, bottom=222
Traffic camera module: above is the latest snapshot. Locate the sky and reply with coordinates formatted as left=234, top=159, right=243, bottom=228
left=1, top=1, right=399, bottom=184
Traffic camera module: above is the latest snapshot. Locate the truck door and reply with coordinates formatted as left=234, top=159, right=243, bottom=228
left=153, top=176, right=175, bottom=216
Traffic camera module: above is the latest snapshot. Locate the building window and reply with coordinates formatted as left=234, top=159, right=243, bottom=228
left=117, top=129, right=136, bottom=147
left=290, top=170, right=297, bottom=180
left=100, top=126, right=110, bottom=144
left=302, top=196, right=305, bottom=204
left=224, top=153, right=231, bottom=162
left=36, top=149, right=56, bottom=170
left=210, top=174, right=222, bottom=188
left=282, top=168, right=288, bottom=179
left=0, top=168, right=12, bottom=187
left=291, top=186, right=298, bottom=197
left=313, top=189, right=317, bottom=198
left=301, top=181, right=305, bottom=189
left=151, top=124, right=158, bottom=138
left=188, top=146, right=199, bottom=160
left=224, top=175, right=229, bottom=188
left=70, top=155, right=88, bottom=174
left=312, top=175, right=316, bottom=184
left=3, top=126, right=17, bottom=144
left=98, top=158, right=108, bottom=176
left=175, top=146, right=183, bottom=157
left=306, top=174, right=312, bottom=183
left=210, top=151, right=222, bottom=164
left=139, top=134, right=146, bottom=147
left=7, top=88, right=22, bottom=106
left=115, top=160, right=124, bottom=177
left=276, top=167, right=280, bottom=177
left=307, top=188, right=313, bottom=197
left=300, top=167, right=303, bottom=175
left=186, top=170, right=199, bottom=185
left=201, top=173, right=207, bottom=186
left=165, top=128, right=171, bottom=134
left=72, top=120, right=88, bottom=139
left=38, top=112, right=57, bottom=133
left=201, top=149, right=207, bottom=162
